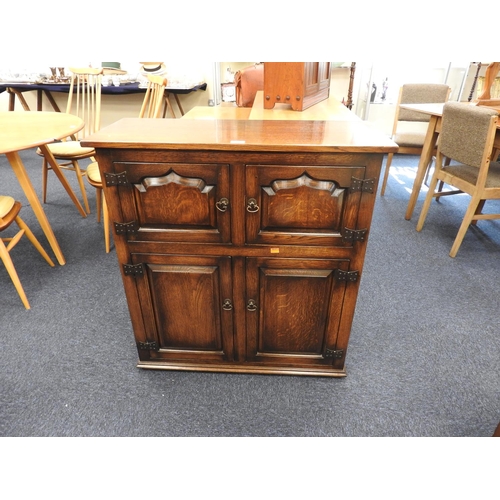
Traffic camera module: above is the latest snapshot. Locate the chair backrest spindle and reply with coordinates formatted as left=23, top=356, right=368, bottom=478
left=139, top=74, right=168, bottom=119
left=67, top=67, right=103, bottom=139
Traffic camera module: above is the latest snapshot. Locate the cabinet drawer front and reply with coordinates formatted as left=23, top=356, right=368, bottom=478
left=129, top=254, right=234, bottom=363
left=246, top=165, right=368, bottom=246
left=245, top=257, right=350, bottom=369
left=110, top=162, right=231, bottom=243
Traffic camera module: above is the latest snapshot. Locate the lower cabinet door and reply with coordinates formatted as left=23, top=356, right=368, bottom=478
left=128, top=254, right=234, bottom=365
left=245, top=257, right=351, bottom=371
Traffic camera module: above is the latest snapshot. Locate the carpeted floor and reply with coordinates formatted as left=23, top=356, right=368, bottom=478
left=1, top=149, right=499, bottom=437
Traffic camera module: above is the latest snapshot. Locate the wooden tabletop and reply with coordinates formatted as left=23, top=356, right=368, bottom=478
left=83, top=117, right=398, bottom=153
left=182, top=105, right=251, bottom=120
left=182, top=92, right=359, bottom=122
left=0, top=111, right=84, bottom=154
left=400, top=102, right=500, bottom=118
left=248, top=91, right=360, bottom=121
left=399, top=102, right=445, bottom=116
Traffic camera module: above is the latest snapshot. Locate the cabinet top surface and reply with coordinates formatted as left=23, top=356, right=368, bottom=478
left=82, top=118, right=398, bottom=153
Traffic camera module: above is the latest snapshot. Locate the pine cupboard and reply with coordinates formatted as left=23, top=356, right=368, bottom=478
left=83, top=118, right=397, bottom=377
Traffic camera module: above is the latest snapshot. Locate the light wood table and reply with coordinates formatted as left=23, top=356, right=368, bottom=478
left=0, top=111, right=86, bottom=265
left=181, top=104, right=251, bottom=120
left=182, top=92, right=360, bottom=122
left=249, top=91, right=360, bottom=120
left=400, top=102, right=500, bottom=221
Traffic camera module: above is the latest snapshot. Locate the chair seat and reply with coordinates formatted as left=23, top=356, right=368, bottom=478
left=393, top=121, right=429, bottom=148
left=86, top=162, right=102, bottom=185
left=393, top=130, right=426, bottom=148
left=443, top=161, right=500, bottom=188
left=37, top=140, right=95, bottom=159
left=0, top=195, right=16, bottom=219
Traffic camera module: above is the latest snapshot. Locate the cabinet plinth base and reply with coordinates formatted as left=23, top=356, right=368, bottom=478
left=136, top=361, right=347, bottom=378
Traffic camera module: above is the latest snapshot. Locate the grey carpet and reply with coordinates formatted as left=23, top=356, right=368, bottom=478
left=1, top=149, right=499, bottom=437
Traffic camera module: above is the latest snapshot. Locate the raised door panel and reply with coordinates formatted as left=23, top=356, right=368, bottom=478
left=303, top=62, right=330, bottom=108
left=128, top=253, right=234, bottom=365
left=318, top=62, right=331, bottom=91
left=304, top=62, right=320, bottom=96
left=245, top=164, right=367, bottom=246
left=245, top=257, right=350, bottom=372
left=109, top=161, right=230, bottom=243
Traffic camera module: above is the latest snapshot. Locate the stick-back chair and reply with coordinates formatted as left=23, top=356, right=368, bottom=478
left=0, top=195, right=55, bottom=309
left=37, top=67, right=103, bottom=215
left=86, top=74, right=168, bottom=252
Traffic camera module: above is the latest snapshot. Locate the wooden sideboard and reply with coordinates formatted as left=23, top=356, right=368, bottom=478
left=83, top=118, right=397, bottom=377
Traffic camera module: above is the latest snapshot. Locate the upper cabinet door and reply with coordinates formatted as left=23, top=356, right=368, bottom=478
left=245, top=163, right=368, bottom=247
left=108, top=161, right=231, bottom=244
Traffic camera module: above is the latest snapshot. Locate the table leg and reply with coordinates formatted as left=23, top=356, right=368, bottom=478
left=38, top=144, right=87, bottom=218
left=174, top=94, right=185, bottom=116
left=5, top=151, right=66, bottom=265
left=37, top=90, right=43, bottom=111
left=7, top=88, right=31, bottom=111
left=405, top=115, right=441, bottom=220
left=43, top=90, right=61, bottom=112
left=164, top=94, right=176, bottom=118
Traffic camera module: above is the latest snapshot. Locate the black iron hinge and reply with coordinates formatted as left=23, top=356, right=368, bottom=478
left=335, top=269, right=359, bottom=282
left=104, top=171, right=128, bottom=187
left=350, top=177, right=375, bottom=193
left=324, top=349, right=344, bottom=359
left=342, top=227, right=368, bottom=243
left=114, top=221, right=139, bottom=235
left=137, top=341, right=158, bottom=351
left=123, top=263, right=144, bottom=277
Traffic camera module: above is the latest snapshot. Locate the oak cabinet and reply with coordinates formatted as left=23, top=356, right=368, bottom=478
left=264, top=62, right=331, bottom=111
left=85, top=118, right=396, bottom=377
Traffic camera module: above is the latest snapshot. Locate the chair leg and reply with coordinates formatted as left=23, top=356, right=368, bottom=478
left=15, top=216, right=55, bottom=267
left=102, top=193, right=110, bottom=253
left=42, top=157, right=49, bottom=203
left=380, top=153, right=394, bottom=196
left=449, top=196, right=482, bottom=258
left=0, top=239, right=31, bottom=309
left=416, top=172, right=440, bottom=232
left=471, top=200, right=486, bottom=225
left=72, top=160, right=91, bottom=214
left=95, top=187, right=102, bottom=223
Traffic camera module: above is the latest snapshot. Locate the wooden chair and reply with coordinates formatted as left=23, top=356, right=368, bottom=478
left=86, top=74, right=168, bottom=252
left=380, top=83, right=451, bottom=195
left=493, top=421, right=500, bottom=436
left=416, top=102, right=500, bottom=258
left=139, top=74, right=168, bottom=118
left=86, top=162, right=110, bottom=253
left=0, top=196, right=55, bottom=309
left=37, top=67, right=103, bottom=215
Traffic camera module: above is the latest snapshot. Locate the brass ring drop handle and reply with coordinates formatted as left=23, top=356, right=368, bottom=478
left=247, top=299, right=257, bottom=311
left=246, top=198, right=260, bottom=213
left=222, top=299, right=233, bottom=311
left=216, top=197, right=229, bottom=212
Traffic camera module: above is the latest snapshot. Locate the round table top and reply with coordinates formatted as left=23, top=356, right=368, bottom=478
left=0, top=111, right=84, bottom=154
